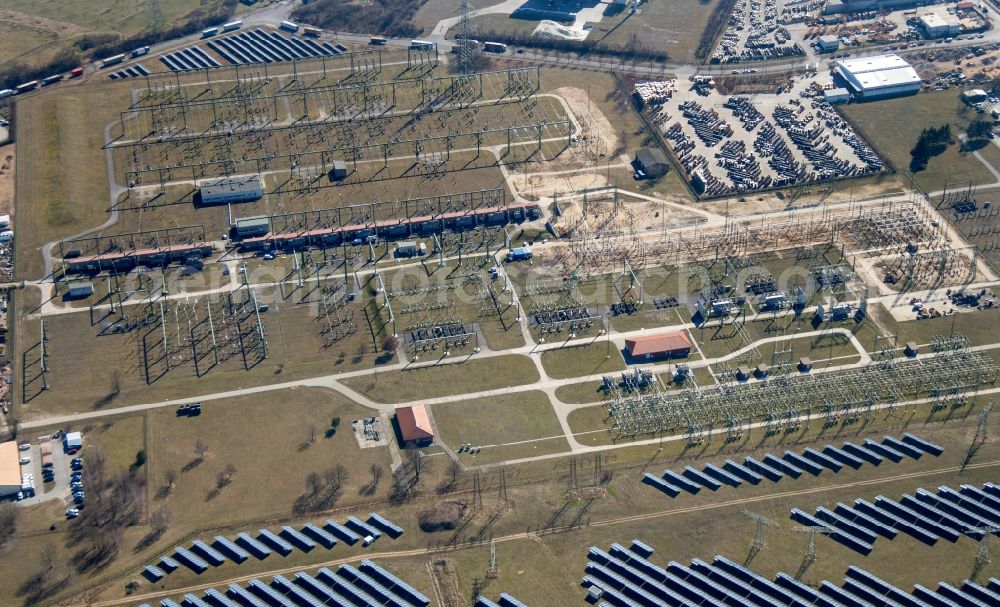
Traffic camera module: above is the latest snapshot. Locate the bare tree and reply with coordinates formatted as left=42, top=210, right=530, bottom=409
left=194, top=439, right=208, bottom=461
left=164, top=468, right=177, bottom=491
left=323, top=464, right=348, bottom=492
left=405, top=445, right=422, bottom=481
left=150, top=506, right=171, bottom=536
left=216, top=464, right=236, bottom=490
left=0, top=502, right=19, bottom=548
left=305, top=472, right=322, bottom=497
left=369, top=463, right=383, bottom=486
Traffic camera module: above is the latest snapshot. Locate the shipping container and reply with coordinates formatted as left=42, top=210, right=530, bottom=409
left=370, top=36, right=387, bottom=45
left=70, top=67, right=84, bottom=78
left=202, top=27, right=219, bottom=38
left=101, top=54, right=127, bottom=68
left=483, top=41, right=508, bottom=53
left=302, top=26, right=321, bottom=37
left=41, top=74, right=63, bottom=86
left=131, top=45, right=151, bottom=57
left=280, top=20, right=299, bottom=32
left=0, top=89, right=13, bottom=98
left=222, top=20, right=243, bottom=32
left=410, top=39, right=434, bottom=50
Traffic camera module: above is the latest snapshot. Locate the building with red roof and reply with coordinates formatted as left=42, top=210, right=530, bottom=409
left=395, top=405, right=434, bottom=447
left=625, top=331, right=691, bottom=360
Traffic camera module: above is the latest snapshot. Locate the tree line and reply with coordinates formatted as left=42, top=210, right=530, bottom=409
left=910, top=124, right=953, bottom=171
left=474, top=28, right=670, bottom=62
left=292, top=0, right=425, bottom=39
left=0, top=0, right=238, bottom=91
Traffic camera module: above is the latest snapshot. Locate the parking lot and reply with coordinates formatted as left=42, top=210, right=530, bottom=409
left=714, top=0, right=806, bottom=63
left=14, top=434, right=74, bottom=509
left=650, top=78, right=884, bottom=197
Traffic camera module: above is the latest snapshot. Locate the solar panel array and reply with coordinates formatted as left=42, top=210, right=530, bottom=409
left=581, top=540, right=1000, bottom=607
left=159, top=46, right=221, bottom=72
left=147, top=513, right=402, bottom=576
left=475, top=593, right=529, bottom=606
left=793, top=482, right=1000, bottom=554
left=142, top=560, right=430, bottom=607
left=642, top=434, right=940, bottom=500
left=108, top=64, right=150, bottom=80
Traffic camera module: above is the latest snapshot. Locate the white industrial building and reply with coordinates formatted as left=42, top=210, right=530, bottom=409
left=198, top=175, right=263, bottom=206
left=835, top=54, right=921, bottom=100
left=817, top=35, right=840, bottom=53
left=920, top=12, right=962, bottom=38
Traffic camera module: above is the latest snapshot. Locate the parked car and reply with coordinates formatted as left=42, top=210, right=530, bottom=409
left=18, top=442, right=30, bottom=451
left=19, top=456, right=30, bottom=465
left=66, top=508, right=80, bottom=519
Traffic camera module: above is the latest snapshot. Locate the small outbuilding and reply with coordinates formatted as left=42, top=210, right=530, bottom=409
left=235, top=216, right=270, bottom=239
left=823, top=87, right=850, bottom=104
left=63, top=431, right=83, bottom=453
left=634, top=147, right=670, bottom=178
left=962, top=89, right=989, bottom=105
left=817, top=35, right=840, bottom=52
left=330, top=160, right=348, bottom=181
left=625, top=331, right=691, bottom=360
left=66, top=282, right=94, bottom=299
left=507, top=247, right=532, bottom=262
left=395, top=405, right=434, bottom=447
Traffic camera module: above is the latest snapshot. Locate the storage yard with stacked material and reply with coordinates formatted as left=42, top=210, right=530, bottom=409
left=3, top=3, right=1000, bottom=607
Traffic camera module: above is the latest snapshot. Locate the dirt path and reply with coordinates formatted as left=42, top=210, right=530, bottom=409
left=0, top=144, right=13, bottom=218
left=551, top=86, right=622, bottom=157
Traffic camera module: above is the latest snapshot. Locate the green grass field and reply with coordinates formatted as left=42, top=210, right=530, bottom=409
left=340, top=354, right=540, bottom=403
left=840, top=90, right=998, bottom=192
left=540, top=341, right=626, bottom=379
left=432, top=390, right=568, bottom=464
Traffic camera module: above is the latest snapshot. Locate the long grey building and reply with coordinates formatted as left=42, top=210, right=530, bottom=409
left=199, top=175, right=263, bottom=206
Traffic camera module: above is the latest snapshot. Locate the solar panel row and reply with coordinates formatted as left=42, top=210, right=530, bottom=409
left=160, top=47, right=221, bottom=72
left=795, top=483, right=1000, bottom=555
left=583, top=542, right=995, bottom=607
left=108, top=64, right=150, bottom=80
left=200, top=28, right=344, bottom=69
left=644, top=435, right=937, bottom=501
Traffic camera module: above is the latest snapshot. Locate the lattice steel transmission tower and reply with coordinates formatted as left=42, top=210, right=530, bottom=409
left=740, top=510, right=780, bottom=565
left=456, top=0, right=475, bottom=74
left=147, top=0, right=164, bottom=32
left=792, top=525, right=834, bottom=580
left=968, top=525, right=999, bottom=581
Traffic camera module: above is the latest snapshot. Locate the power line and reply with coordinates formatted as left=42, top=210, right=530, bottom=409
left=147, top=0, right=164, bottom=32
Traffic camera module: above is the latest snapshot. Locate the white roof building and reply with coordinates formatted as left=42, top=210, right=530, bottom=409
left=835, top=54, right=921, bottom=99
left=920, top=12, right=961, bottom=37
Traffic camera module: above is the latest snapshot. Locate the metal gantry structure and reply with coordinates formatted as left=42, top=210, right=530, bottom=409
left=606, top=349, right=998, bottom=441
left=114, top=66, right=553, bottom=195
left=559, top=198, right=938, bottom=279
